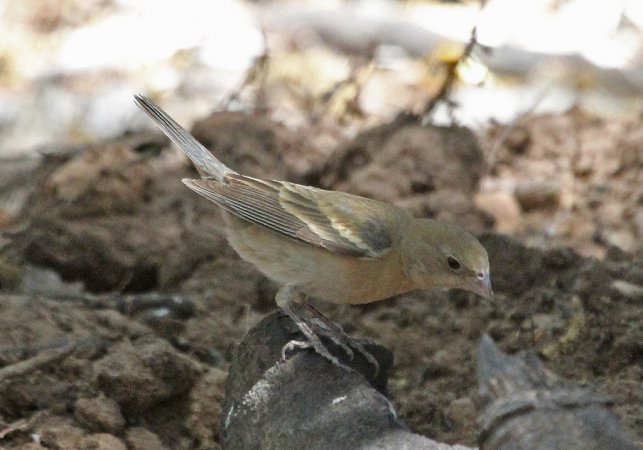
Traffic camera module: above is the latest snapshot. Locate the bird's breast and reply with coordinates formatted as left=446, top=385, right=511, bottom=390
left=223, top=214, right=414, bottom=305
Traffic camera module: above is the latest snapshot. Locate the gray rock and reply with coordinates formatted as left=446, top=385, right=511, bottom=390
left=476, top=334, right=638, bottom=450
left=221, top=311, right=473, bottom=450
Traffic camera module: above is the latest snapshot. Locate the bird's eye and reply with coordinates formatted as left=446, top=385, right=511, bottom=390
left=477, top=271, right=485, bottom=280
left=447, top=256, right=462, bottom=271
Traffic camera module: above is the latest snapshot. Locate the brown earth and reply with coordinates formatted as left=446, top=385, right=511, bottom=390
left=0, top=109, right=640, bottom=449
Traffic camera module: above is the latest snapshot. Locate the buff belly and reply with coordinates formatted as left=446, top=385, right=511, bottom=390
left=222, top=213, right=413, bottom=304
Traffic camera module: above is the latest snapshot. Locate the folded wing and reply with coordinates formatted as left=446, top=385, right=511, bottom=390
left=183, top=174, right=410, bottom=258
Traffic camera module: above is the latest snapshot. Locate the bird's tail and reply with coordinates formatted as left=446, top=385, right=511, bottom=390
left=133, top=94, right=236, bottom=182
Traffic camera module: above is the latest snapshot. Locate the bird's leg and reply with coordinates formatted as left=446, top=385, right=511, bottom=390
left=276, top=285, right=352, bottom=372
left=276, top=286, right=380, bottom=376
left=304, top=304, right=354, bottom=360
left=302, top=302, right=380, bottom=377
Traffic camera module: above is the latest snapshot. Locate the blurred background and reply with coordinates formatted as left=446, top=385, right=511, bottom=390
left=1, top=0, right=642, bottom=257
left=3, top=0, right=643, bottom=149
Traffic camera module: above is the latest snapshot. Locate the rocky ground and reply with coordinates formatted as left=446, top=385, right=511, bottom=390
left=0, top=106, right=641, bottom=449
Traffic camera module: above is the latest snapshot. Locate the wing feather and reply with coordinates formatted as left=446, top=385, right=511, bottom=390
left=183, top=174, right=411, bottom=258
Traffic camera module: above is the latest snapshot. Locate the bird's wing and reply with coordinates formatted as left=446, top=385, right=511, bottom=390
left=183, top=174, right=410, bottom=258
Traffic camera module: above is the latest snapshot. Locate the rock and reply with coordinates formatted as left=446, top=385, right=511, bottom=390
left=612, top=279, right=643, bottom=300
left=476, top=335, right=638, bottom=450
left=221, top=311, right=472, bottom=450
left=185, top=367, right=227, bottom=449
left=76, top=433, right=127, bottom=450
left=92, top=337, right=202, bottom=414
left=7, top=133, right=226, bottom=293
left=44, top=144, right=155, bottom=218
left=125, top=427, right=169, bottom=450
left=19, top=265, right=84, bottom=297
left=474, top=191, right=522, bottom=234
left=445, top=397, right=476, bottom=433
left=503, top=125, right=531, bottom=155
left=514, top=182, right=561, bottom=211
left=74, top=395, right=125, bottom=433
left=34, top=416, right=85, bottom=450
left=0, top=371, right=74, bottom=417
left=12, top=444, right=48, bottom=450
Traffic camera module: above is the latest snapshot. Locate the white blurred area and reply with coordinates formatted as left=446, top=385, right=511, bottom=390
left=0, top=0, right=264, bottom=156
left=0, top=0, right=642, bottom=156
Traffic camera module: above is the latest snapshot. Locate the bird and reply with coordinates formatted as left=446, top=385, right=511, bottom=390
left=133, top=94, right=493, bottom=371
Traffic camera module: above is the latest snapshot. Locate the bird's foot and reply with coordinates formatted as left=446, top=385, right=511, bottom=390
left=307, top=316, right=380, bottom=377
left=309, top=317, right=354, bottom=359
left=280, top=301, right=380, bottom=377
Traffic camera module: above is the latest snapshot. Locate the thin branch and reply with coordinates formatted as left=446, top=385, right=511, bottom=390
left=420, top=26, right=480, bottom=119
left=0, top=342, right=75, bottom=383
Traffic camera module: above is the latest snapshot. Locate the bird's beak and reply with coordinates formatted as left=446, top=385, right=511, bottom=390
left=471, top=271, right=494, bottom=300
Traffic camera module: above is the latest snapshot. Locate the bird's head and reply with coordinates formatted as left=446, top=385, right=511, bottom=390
left=401, top=219, right=493, bottom=299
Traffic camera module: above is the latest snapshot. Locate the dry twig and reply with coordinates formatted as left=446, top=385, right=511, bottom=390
left=420, top=26, right=480, bottom=120
left=0, top=342, right=75, bottom=383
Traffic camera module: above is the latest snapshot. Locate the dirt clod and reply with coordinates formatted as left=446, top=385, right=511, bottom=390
left=76, top=433, right=127, bottom=450
left=125, top=427, right=170, bottom=450
left=74, top=395, right=125, bottom=434
left=92, top=337, right=202, bottom=414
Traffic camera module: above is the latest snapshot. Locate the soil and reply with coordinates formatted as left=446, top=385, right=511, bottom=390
left=0, top=108, right=640, bottom=449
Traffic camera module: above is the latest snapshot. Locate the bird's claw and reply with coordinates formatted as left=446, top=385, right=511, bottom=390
left=311, top=318, right=354, bottom=360
left=281, top=339, right=311, bottom=360
left=281, top=338, right=353, bottom=374
left=282, top=305, right=380, bottom=377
